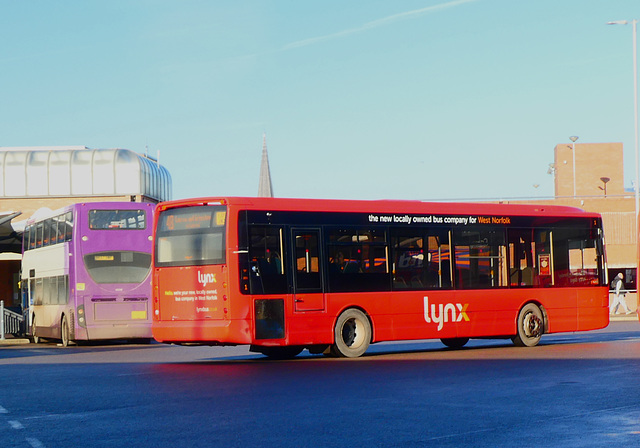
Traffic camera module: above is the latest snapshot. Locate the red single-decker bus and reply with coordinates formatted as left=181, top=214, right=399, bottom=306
left=151, top=197, right=609, bottom=358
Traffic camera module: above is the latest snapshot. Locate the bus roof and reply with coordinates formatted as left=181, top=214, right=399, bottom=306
left=25, top=201, right=156, bottom=225
left=157, top=197, right=601, bottom=219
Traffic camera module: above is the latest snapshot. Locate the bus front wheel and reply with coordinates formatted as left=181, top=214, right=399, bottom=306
left=441, top=337, right=469, bottom=349
left=61, top=315, right=71, bottom=347
left=331, top=308, right=371, bottom=358
left=257, top=346, right=303, bottom=360
left=512, top=303, right=543, bottom=347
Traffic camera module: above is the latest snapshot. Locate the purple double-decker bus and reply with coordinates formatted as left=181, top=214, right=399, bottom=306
left=22, top=202, right=155, bottom=346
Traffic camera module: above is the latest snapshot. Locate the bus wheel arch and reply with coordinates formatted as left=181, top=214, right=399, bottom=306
left=330, top=307, right=373, bottom=358
left=512, top=302, right=545, bottom=347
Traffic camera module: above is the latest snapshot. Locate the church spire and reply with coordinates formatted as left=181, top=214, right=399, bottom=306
left=258, top=133, right=274, bottom=197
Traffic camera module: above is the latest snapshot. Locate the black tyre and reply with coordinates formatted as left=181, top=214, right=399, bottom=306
left=331, top=309, right=371, bottom=358
left=259, top=346, right=303, bottom=360
left=31, top=316, right=40, bottom=344
left=441, top=337, right=469, bottom=349
left=512, top=303, right=544, bottom=347
left=61, top=315, right=71, bottom=347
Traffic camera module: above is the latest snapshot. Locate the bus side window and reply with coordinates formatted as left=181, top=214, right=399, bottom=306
left=327, top=228, right=390, bottom=293
left=65, top=211, right=73, bottom=241
left=53, top=215, right=62, bottom=244
left=248, top=226, right=287, bottom=295
left=58, top=275, right=69, bottom=305
left=508, top=229, right=538, bottom=287
left=426, top=233, right=452, bottom=289
left=553, top=226, right=601, bottom=287
left=43, top=218, right=51, bottom=247
left=453, top=228, right=507, bottom=289
left=391, top=232, right=424, bottom=290
left=27, top=225, right=36, bottom=250
left=36, top=223, right=44, bottom=248
left=34, top=278, right=43, bottom=306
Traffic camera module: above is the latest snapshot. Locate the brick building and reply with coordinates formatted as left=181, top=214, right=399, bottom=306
left=507, top=141, right=637, bottom=311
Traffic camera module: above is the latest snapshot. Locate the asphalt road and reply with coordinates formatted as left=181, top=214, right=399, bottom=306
left=1, top=321, right=640, bottom=448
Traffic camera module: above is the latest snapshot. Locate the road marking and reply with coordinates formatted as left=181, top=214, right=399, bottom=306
left=26, top=437, right=45, bottom=448
left=0, top=405, right=7, bottom=414
left=8, top=420, right=24, bottom=429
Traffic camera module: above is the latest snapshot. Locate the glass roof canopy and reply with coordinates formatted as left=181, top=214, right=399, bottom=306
left=0, top=147, right=172, bottom=202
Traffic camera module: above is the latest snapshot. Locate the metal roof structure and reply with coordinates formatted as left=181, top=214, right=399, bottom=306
left=0, top=146, right=172, bottom=202
left=0, top=211, right=22, bottom=254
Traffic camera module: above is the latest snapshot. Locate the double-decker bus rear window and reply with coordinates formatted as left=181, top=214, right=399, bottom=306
left=84, top=251, right=152, bottom=284
left=155, top=205, right=226, bottom=267
left=89, top=209, right=146, bottom=229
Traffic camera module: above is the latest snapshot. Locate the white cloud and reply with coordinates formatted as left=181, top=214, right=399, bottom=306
left=282, top=0, right=478, bottom=51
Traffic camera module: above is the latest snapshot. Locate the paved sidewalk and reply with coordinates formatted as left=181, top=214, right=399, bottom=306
left=610, top=312, right=638, bottom=322
left=0, top=335, right=31, bottom=346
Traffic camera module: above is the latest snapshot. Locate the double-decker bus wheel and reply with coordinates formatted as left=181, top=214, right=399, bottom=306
left=330, top=308, right=371, bottom=358
left=61, top=315, right=71, bottom=347
left=512, top=303, right=543, bottom=347
left=31, top=316, right=40, bottom=344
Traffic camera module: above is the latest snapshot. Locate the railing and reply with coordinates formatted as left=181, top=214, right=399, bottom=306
left=1, top=301, right=24, bottom=340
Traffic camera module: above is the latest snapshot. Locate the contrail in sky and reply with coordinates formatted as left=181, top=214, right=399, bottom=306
left=282, top=0, right=478, bottom=51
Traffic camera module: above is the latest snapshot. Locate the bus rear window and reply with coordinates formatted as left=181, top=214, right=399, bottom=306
left=84, top=251, right=151, bottom=284
left=155, top=205, right=227, bottom=267
left=89, top=210, right=146, bottom=229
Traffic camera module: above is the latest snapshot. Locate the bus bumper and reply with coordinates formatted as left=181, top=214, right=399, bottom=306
left=152, top=319, right=252, bottom=345
left=85, top=324, right=153, bottom=340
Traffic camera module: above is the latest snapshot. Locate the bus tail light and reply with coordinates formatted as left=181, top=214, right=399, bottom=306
left=77, top=304, right=86, bottom=328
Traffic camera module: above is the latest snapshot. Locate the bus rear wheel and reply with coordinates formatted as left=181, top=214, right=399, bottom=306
left=61, top=315, right=71, bottom=347
left=512, top=303, right=543, bottom=347
left=330, top=308, right=371, bottom=358
left=31, top=316, right=40, bottom=344
left=441, top=337, right=469, bottom=349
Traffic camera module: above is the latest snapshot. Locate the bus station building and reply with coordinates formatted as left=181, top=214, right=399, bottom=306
left=0, top=146, right=172, bottom=317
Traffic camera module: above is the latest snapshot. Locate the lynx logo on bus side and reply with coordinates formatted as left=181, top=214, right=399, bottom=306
left=198, top=271, right=217, bottom=287
left=423, top=296, right=470, bottom=331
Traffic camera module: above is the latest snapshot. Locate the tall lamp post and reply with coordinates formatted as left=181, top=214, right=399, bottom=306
left=608, top=19, right=639, bottom=296
left=569, top=135, right=579, bottom=198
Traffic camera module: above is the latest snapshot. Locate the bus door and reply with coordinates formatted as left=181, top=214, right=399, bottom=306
left=292, top=229, right=325, bottom=312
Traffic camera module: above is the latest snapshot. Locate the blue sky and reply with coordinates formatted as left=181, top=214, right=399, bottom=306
left=1, top=0, right=639, bottom=201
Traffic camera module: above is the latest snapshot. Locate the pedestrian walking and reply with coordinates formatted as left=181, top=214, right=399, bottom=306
left=611, top=273, right=632, bottom=315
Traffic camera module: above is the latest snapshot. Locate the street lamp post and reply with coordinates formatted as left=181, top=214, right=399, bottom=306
left=608, top=20, right=639, bottom=226
left=570, top=135, right=579, bottom=198
left=608, top=19, right=639, bottom=294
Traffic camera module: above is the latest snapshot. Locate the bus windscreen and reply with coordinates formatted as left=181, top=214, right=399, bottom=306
left=155, top=205, right=226, bottom=267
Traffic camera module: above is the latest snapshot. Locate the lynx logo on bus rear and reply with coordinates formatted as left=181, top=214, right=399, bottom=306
left=423, top=296, right=470, bottom=331
left=198, top=271, right=216, bottom=287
